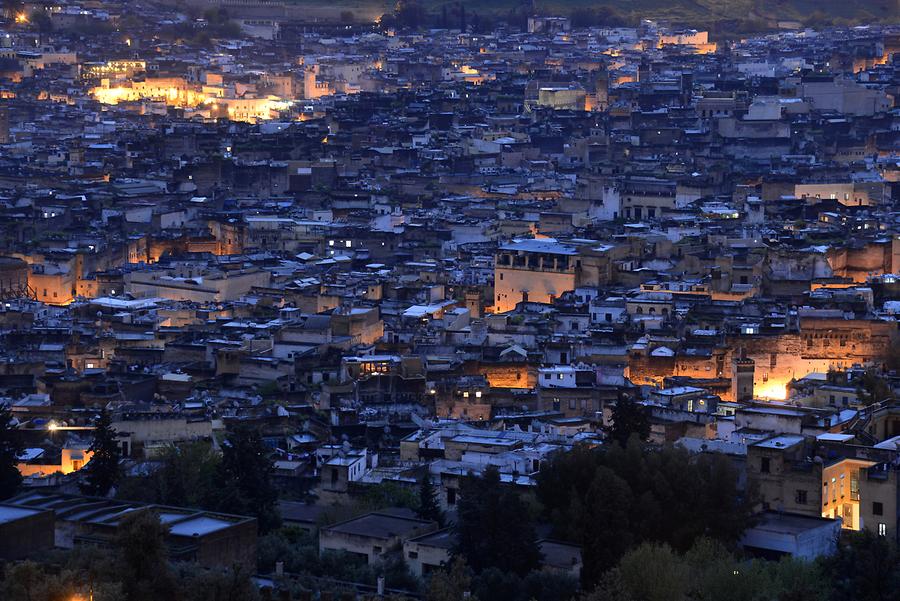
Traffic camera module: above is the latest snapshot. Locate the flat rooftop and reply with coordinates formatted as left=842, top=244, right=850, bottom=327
left=750, top=511, right=839, bottom=536
left=169, top=515, right=236, bottom=537
left=0, top=505, right=46, bottom=525
left=753, top=434, right=805, bottom=449
left=408, top=527, right=455, bottom=549
left=324, top=512, right=432, bottom=540
left=499, top=238, right=579, bottom=255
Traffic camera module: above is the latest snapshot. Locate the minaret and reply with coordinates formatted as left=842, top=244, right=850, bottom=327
left=732, top=349, right=755, bottom=402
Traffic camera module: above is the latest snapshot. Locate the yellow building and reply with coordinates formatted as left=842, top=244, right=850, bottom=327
left=493, top=239, right=579, bottom=313
left=17, top=445, right=93, bottom=477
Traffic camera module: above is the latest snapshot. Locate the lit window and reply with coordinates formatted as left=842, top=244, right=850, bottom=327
left=879, top=523, right=887, bottom=537
left=345, top=240, right=352, bottom=248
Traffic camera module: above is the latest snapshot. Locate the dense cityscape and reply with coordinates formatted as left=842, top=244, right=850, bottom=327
left=1, top=0, right=900, bottom=599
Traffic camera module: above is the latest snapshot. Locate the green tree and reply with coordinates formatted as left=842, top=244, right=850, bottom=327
left=115, top=509, right=178, bottom=601
left=578, top=466, right=634, bottom=588
left=884, top=338, right=900, bottom=373
left=472, top=568, right=524, bottom=601
left=856, top=369, right=893, bottom=406
left=685, top=538, right=773, bottom=601
left=394, top=0, right=425, bottom=28
left=1, top=561, right=50, bottom=601
left=521, top=571, right=579, bottom=601
left=359, top=480, right=419, bottom=512
left=427, top=557, right=474, bottom=601
left=218, top=426, right=281, bottom=532
left=617, top=543, right=690, bottom=601
left=823, top=530, right=900, bottom=601
left=117, top=441, right=221, bottom=508
left=536, top=440, right=753, bottom=584
left=27, top=10, right=51, bottom=32
left=604, top=395, right=650, bottom=447
left=180, top=564, right=260, bottom=601
left=0, top=403, right=23, bottom=499
left=79, top=408, right=120, bottom=497
left=453, top=465, right=541, bottom=576
left=417, top=472, right=445, bottom=527
left=583, top=538, right=832, bottom=601
left=771, top=556, right=830, bottom=601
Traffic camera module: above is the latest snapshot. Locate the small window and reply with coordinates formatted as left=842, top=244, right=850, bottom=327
left=408, top=551, right=418, bottom=559
left=796, top=489, right=807, bottom=505
left=761, top=458, right=770, bottom=473
left=874, top=502, right=884, bottom=516
left=878, top=523, right=887, bottom=537
left=447, top=488, right=457, bottom=505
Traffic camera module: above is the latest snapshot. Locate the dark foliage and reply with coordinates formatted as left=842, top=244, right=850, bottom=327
left=453, top=465, right=542, bottom=576
left=0, top=404, right=22, bottom=499
left=536, top=440, right=754, bottom=588
left=217, top=425, right=282, bottom=533
left=79, top=409, right=121, bottom=497
left=604, top=395, right=650, bottom=447
left=417, top=472, right=446, bottom=527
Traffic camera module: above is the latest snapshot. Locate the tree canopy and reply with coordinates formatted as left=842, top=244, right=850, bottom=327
left=417, top=471, right=445, bottom=527
left=453, top=465, right=542, bottom=576
left=536, top=440, right=754, bottom=588
left=116, top=440, right=221, bottom=508
left=604, top=394, right=651, bottom=447
left=217, top=425, right=281, bottom=532
left=0, top=403, right=23, bottom=499
left=117, top=429, right=281, bottom=533
left=79, top=408, right=121, bottom=497
left=584, top=538, right=830, bottom=601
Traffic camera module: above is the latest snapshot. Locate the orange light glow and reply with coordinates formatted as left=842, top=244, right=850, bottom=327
left=756, top=381, right=788, bottom=401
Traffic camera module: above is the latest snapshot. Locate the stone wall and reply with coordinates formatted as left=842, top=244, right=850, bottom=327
left=628, top=319, right=896, bottom=399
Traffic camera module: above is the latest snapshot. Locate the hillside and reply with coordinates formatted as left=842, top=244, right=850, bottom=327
left=286, top=0, right=896, bottom=27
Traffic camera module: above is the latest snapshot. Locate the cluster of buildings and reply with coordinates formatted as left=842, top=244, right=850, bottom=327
left=4, top=0, right=900, bottom=577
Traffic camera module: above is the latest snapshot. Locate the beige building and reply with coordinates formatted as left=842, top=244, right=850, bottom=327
left=494, top=239, right=579, bottom=313
left=319, top=512, right=436, bottom=564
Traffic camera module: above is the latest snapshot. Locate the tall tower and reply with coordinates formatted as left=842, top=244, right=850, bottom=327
left=680, top=71, right=693, bottom=107
left=595, top=68, right=609, bottom=111
left=0, top=105, right=10, bottom=144
left=732, top=351, right=755, bottom=402
left=638, top=59, right=651, bottom=92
